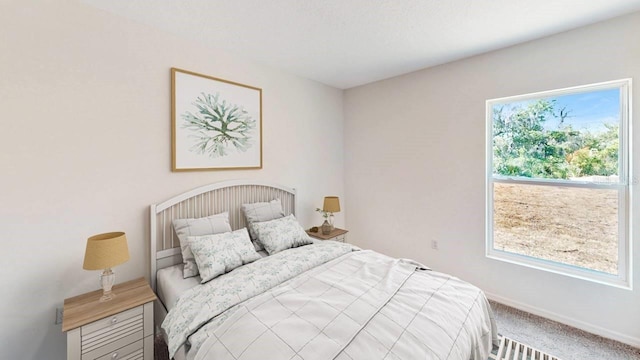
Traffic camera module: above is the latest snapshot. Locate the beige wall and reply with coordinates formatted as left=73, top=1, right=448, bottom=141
left=0, top=1, right=344, bottom=359
left=345, top=12, right=640, bottom=346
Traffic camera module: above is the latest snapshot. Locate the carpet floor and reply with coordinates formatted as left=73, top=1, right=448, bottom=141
left=490, top=300, right=640, bottom=360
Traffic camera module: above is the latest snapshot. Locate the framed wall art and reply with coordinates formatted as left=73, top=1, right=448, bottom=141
left=171, top=68, right=262, bottom=171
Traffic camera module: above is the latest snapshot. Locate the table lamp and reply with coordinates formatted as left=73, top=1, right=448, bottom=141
left=323, top=196, right=341, bottom=230
left=83, top=232, right=130, bottom=302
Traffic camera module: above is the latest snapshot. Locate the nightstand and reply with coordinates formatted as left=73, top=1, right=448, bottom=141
left=306, top=227, right=348, bottom=242
left=62, top=278, right=157, bottom=360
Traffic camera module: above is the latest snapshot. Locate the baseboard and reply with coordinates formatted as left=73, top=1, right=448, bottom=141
left=485, top=292, right=640, bottom=349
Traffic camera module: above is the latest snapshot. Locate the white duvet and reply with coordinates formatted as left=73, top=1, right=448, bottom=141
left=163, top=243, right=498, bottom=360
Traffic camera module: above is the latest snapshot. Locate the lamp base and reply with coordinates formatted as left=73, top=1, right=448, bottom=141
left=99, top=268, right=116, bottom=302
left=99, top=292, right=116, bottom=302
left=321, top=220, right=332, bottom=235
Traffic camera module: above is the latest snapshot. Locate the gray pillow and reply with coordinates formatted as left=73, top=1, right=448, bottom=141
left=241, top=199, right=285, bottom=250
left=251, top=214, right=313, bottom=255
left=188, top=228, right=261, bottom=283
left=172, top=212, right=232, bottom=278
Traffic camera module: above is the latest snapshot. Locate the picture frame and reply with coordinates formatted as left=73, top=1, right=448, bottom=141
left=171, top=68, right=262, bottom=171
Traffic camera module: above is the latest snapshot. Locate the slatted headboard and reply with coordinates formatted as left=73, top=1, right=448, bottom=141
left=149, top=180, right=296, bottom=291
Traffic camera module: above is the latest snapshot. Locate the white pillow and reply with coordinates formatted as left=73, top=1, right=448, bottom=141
left=188, top=228, right=261, bottom=283
left=251, top=214, right=313, bottom=255
left=172, top=212, right=232, bottom=278
left=241, top=199, right=285, bottom=250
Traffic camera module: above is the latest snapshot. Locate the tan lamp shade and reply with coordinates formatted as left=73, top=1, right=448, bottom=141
left=323, top=196, right=341, bottom=213
left=83, top=232, right=130, bottom=270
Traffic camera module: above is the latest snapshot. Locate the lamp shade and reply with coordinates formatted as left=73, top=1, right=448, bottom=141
left=323, top=196, right=341, bottom=213
left=83, top=232, right=130, bottom=270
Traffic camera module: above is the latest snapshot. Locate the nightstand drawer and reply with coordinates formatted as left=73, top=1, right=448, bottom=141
left=95, top=337, right=150, bottom=360
left=83, top=306, right=143, bottom=336
left=82, top=330, right=143, bottom=360
left=82, top=306, right=144, bottom=357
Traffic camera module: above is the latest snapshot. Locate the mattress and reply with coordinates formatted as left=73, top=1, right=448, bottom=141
left=156, top=264, right=201, bottom=311
left=157, top=250, right=270, bottom=311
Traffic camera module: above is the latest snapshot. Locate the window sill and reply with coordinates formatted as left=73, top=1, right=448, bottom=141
left=486, top=249, right=632, bottom=290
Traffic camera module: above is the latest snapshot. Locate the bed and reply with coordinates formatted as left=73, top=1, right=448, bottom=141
left=151, top=180, right=498, bottom=360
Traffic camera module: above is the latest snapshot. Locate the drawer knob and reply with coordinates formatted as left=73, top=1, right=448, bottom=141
left=111, top=352, right=118, bottom=359
left=111, top=317, right=118, bottom=324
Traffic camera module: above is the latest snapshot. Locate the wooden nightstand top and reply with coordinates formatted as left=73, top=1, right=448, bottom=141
left=306, top=227, right=348, bottom=240
left=62, top=277, right=156, bottom=332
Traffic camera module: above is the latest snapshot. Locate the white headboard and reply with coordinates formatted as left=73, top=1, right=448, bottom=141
left=149, top=180, right=296, bottom=291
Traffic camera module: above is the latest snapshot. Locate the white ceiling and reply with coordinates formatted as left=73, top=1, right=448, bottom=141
left=81, top=0, right=640, bottom=89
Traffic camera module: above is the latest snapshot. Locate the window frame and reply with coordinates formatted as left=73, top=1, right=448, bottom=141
left=485, top=79, right=632, bottom=289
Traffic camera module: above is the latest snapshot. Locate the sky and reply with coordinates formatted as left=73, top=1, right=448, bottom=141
left=495, top=87, right=621, bottom=133
left=549, top=88, right=620, bottom=132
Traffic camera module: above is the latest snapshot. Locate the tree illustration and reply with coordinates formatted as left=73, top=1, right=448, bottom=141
left=181, top=92, right=256, bottom=158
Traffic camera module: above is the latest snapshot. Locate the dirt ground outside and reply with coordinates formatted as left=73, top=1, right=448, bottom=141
left=493, top=183, right=619, bottom=275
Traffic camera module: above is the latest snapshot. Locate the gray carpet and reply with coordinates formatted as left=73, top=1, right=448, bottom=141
left=490, top=300, right=640, bottom=360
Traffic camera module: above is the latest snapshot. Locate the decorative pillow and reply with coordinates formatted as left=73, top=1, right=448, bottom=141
left=241, top=199, right=285, bottom=249
left=251, top=214, right=313, bottom=255
left=188, top=228, right=261, bottom=283
left=172, top=212, right=232, bottom=278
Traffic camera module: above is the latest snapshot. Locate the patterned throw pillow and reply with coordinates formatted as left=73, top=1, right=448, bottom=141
left=188, top=228, right=261, bottom=283
left=241, top=199, right=285, bottom=250
left=251, top=214, right=313, bottom=255
left=172, top=212, right=232, bottom=278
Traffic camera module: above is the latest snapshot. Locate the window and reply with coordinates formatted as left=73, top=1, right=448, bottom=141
left=486, top=79, right=631, bottom=288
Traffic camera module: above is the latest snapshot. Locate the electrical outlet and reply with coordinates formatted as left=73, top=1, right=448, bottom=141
left=431, top=240, right=439, bottom=250
left=55, top=307, right=63, bottom=325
